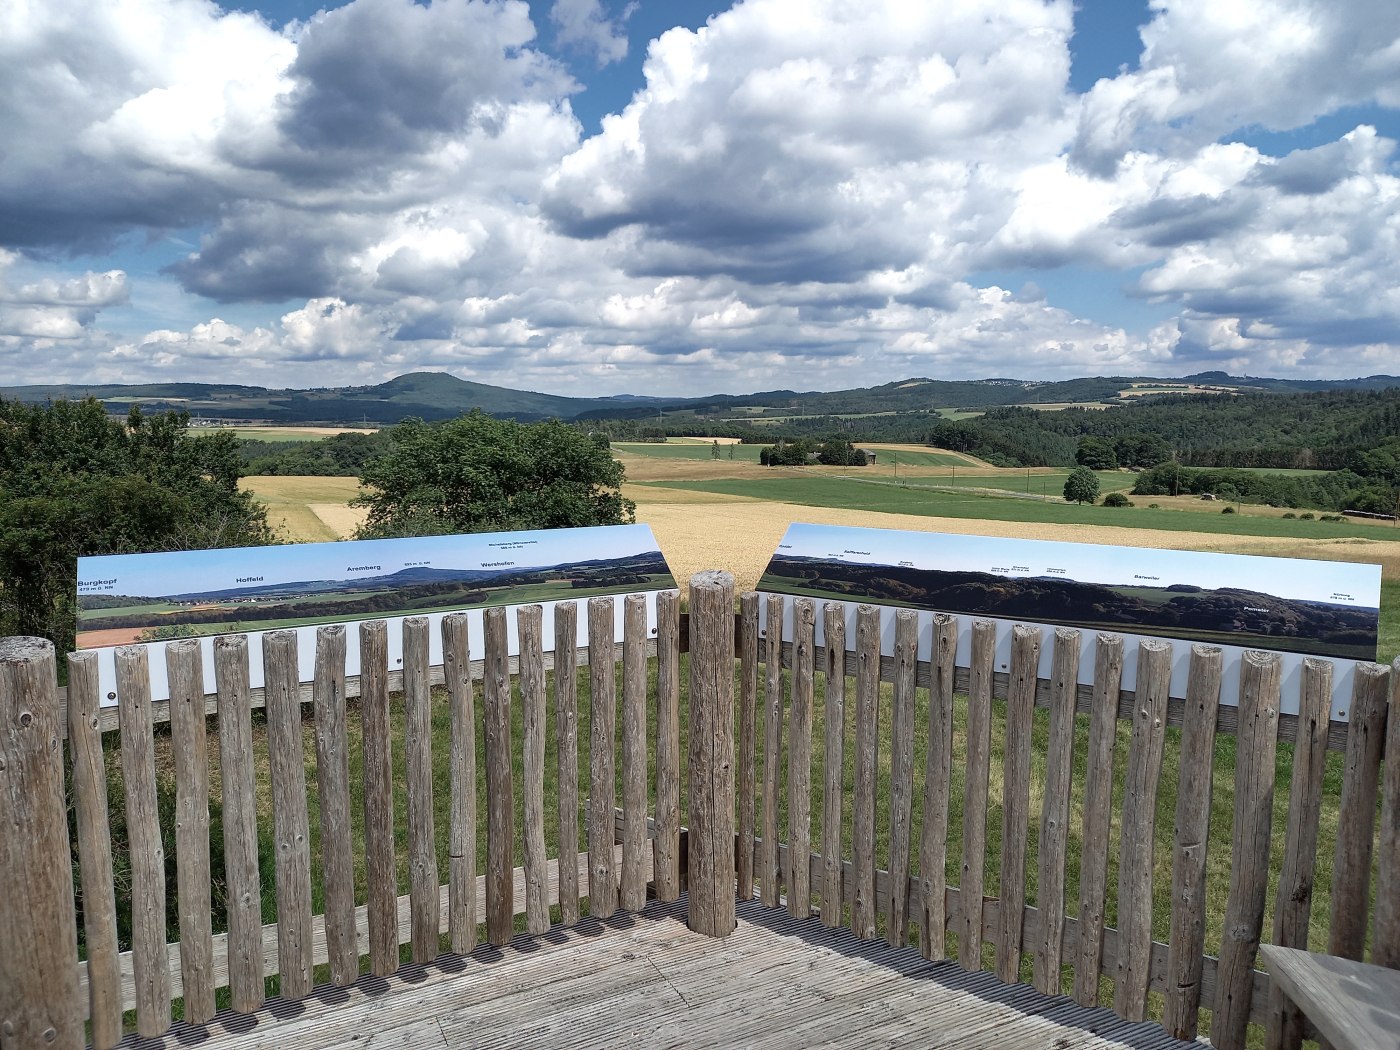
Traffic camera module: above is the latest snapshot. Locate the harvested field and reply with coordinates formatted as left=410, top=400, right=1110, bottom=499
left=629, top=484, right=1400, bottom=596
left=243, top=475, right=363, bottom=542
left=310, top=502, right=368, bottom=537
left=219, top=425, right=379, bottom=441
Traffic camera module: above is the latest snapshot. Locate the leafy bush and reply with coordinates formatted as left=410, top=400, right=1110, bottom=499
left=1102, top=492, right=1133, bottom=507
left=1221, top=505, right=1236, bottom=514
left=1281, top=512, right=1297, bottom=519
left=1299, top=512, right=1315, bottom=520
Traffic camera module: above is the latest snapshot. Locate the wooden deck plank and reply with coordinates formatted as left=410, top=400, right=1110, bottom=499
left=130, top=897, right=1206, bottom=1050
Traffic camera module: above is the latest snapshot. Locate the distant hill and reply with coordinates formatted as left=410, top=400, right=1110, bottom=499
left=4, top=369, right=1397, bottom=426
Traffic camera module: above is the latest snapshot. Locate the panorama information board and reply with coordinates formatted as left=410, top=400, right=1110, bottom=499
left=76, top=523, right=676, bottom=706
left=757, top=523, right=1383, bottom=720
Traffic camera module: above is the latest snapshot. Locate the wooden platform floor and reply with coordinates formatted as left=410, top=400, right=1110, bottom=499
left=135, top=897, right=1200, bottom=1049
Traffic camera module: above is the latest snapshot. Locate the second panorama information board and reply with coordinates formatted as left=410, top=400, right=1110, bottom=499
left=758, top=523, right=1381, bottom=662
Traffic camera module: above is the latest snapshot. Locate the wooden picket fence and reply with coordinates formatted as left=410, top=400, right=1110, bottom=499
left=0, top=571, right=1397, bottom=1050
left=740, top=594, right=1400, bottom=1050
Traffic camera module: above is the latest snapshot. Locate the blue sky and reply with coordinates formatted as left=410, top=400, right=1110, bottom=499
left=3, top=0, right=1398, bottom=395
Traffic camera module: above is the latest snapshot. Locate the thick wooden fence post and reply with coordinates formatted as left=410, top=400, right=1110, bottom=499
left=688, top=570, right=736, bottom=937
left=0, top=638, right=82, bottom=1050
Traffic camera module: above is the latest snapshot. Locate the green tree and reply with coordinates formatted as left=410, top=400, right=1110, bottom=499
left=354, top=411, right=635, bottom=538
left=1063, top=466, right=1101, bottom=504
left=1075, top=436, right=1119, bottom=470
left=0, top=399, right=276, bottom=650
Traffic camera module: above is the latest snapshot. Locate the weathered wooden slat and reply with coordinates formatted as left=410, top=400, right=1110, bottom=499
left=165, top=639, right=215, bottom=1024
left=0, top=638, right=82, bottom=1050
left=66, top=650, right=122, bottom=1049
left=588, top=596, right=618, bottom=918
left=214, top=635, right=265, bottom=1011
left=621, top=594, right=649, bottom=913
left=1212, top=650, right=1282, bottom=1050
left=1114, top=639, right=1172, bottom=1020
left=552, top=603, right=580, bottom=927
left=852, top=604, right=881, bottom=940
left=1033, top=626, right=1081, bottom=994
left=1328, top=660, right=1389, bottom=960
left=761, top=592, right=785, bottom=909
left=115, top=645, right=171, bottom=1036
left=821, top=602, right=848, bottom=928
left=918, top=613, right=956, bottom=961
left=996, top=623, right=1042, bottom=983
left=887, top=608, right=918, bottom=948
left=483, top=606, right=515, bottom=946
left=443, top=611, right=478, bottom=952
left=1163, top=645, right=1223, bottom=1040
left=687, top=570, right=737, bottom=937
left=359, top=619, right=397, bottom=976
left=1074, top=632, right=1123, bottom=1006
left=1375, top=656, right=1400, bottom=968
left=1266, top=657, right=1333, bottom=1050
left=312, top=625, right=357, bottom=986
left=655, top=589, right=682, bottom=903
left=263, top=630, right=314, bottom=999
left=518, top=605, right=550, bottom=935
left=1261, top=943, right=1400, bottom=1050
left=402, top=617, right=441, bottom=963
left=738, top=592, right=760, bottom=902
left=788, top=598, right=816, bottom=919
left=959, top=619, right=996, bottom=971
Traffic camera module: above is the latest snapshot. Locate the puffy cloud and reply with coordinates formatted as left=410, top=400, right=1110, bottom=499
left=550, top=0, right=630, bottom=67
left=0, top=0, right=1398, bottom=392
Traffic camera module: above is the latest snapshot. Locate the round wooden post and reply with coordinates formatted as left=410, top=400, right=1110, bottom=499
left=0, top=637, right=82, bottom=1049
left=687, top=570, right=737, bottom=937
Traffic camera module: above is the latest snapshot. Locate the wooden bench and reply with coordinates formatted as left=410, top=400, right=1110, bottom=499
left=1260, top=944, right=1400, bottom=1050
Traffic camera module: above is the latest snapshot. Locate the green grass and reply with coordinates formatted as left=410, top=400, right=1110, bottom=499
left=868, top=447, right=979, bottom=467
left=643, top=476, right=1370, bottom=540
left=1225, top=467, right=1335, bottom=477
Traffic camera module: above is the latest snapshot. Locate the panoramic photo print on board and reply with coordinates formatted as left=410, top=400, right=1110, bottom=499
left=758, top=523, right=1382, bottom=661
left=76, top=523, right=675, bottom=647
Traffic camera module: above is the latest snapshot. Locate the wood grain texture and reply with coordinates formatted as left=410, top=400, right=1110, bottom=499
left=821, top=602, right=847, bottom=929
left=1211, top=650, right=1281, bottom=1050
left=359, top=620, right=398, bottom=976
left=1328, top=660, right=1389, bottom=961
left=0, top=638, right=82, bottom=1050
left=1266, top=657, right=1333, bottom=1050
left=1163, top=645, right=1223, bottom=1040
left=787, top=598, right=815, bottom=919
left=851, top=604, right=881, bottom=941
left=1374, top=657, right=1400, bottom=968
left=1261, top=944, right=1400, bottom=1050
left=737, top=592, right=760, bottom=903
left=995, top=624, right=1042, bottom=983
left=551, top=603, right=580, bottom=927
left=918, top=613, right=956, bottom=961
left=621, top=594, right=649, bottom=913
left=483, top=606, right=515, bottom=946
left=1114, top=639, right=1171, bottom=1020
left=1033, top=626, right=1081, bottom=995
left=686, top=570, right=736, bottom=937
left=403, top=616, right=440, bottom=962
left=66, top=650, right=122, bottom=1049
left=214, top=634, right=265, bottom=1011
left=654, top=589, right=682, bottom=903
left=958, top=619, right=996, bottom=971
left=518, top=605, right=550, bottom=935
left=313, top=625, right=357, bottom=986
left=115, top=645, right=171, bottom=1036
left=263, top=630, right=314, bottom=1000
left=886, top=609, right=918, bottom=948
left=165, top=639, right=215, bottom=1023
left=761, top=592, right=785, bottom=909
left=588, top=596, right=618, bottom=918
left=1074, top=632, right=1123, bottom=1006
